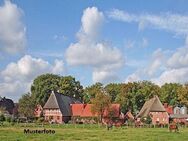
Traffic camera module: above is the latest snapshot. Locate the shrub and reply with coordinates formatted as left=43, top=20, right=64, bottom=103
left=141, top=116, right=152, bottom=124
left=0, top=114, right=5, bottom=122
left=6, top=117, right=11, bottom=123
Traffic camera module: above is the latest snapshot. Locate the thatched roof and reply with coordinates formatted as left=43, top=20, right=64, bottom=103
left=137, top=95, right=166, bottom=118
left=43, top=91, right=81, bottom=116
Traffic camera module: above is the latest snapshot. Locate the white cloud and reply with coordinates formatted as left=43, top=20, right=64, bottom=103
left=146, top=48, right=164, bottom=76
left=125, top=73, right=140, bottom=83
left=108, top=9, right=188, bottom=36
left=0, top=0, right=26, bottom=54
left=152, top=68, right=188, bottom=86
left=92, top=70, right=118, bottom=84
left=167, top=46, right=188, bottom=69
left=0, top=55, right=64, bottom=101
left=66, top=7, right=124, bottom=83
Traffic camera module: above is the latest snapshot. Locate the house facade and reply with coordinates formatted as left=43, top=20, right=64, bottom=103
left=43, top=91, right=81, bottom=123
left=137, top=95, right=169, bottom=125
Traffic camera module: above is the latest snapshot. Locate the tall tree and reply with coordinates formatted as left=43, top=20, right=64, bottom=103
left=115, top=82, right=135, bottom=113
left=161, top=83, right=182, bottom=105
left=105, top=83, right=121, bottom=102
left=31, top=73, right=61, bottom=106
left=83, top=82, right=103, bottom=103
left=177, top=84, right=188, bottom=106
left=91, top=89, right=111, bottom=123
left=59, top=76, right=84, bottom=100
left=18, top=93, right=35, bottom=118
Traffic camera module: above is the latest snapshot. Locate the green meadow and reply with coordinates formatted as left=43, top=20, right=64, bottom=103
left=0, top=124, right=188, bottom=141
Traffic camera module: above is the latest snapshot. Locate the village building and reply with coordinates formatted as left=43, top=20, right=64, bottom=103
left=169, top=106, right=188, bottom=124
left=43, top=91, right=81, bottom=123
left=0, top=97, right=15, bottom=117
left=71, top=103, right=120, bottom=123
left=136, top=95, right=169, bottom=125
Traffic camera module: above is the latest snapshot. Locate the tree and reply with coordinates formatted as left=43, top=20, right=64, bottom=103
left=59, top=76, right=84, bottom=100
left=18, top=93, right=36, bottom=118
left=105, top=83, right=121, bottom=102
left=161, top=83, right=182, bottom=105
left=177, top=84, right=188, bottom=106
left=31, top=74, right=61, bottom=106
left=91, top=89, right=111, bottom=123
left=83, top=82, right=103, bottom=103
left=115, top=82, right=135, bottom=113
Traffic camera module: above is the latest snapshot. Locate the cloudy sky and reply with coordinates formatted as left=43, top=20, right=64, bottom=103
left=0, top=0, right=188, bottom=101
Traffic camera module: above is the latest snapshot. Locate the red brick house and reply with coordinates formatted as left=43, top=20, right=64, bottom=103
left=136, top=95, right=169, bottom=125
left=43, top=91, right=81, bottom=123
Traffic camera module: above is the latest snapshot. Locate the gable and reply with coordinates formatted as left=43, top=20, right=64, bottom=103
left=137, top=95, right=166, bottom=118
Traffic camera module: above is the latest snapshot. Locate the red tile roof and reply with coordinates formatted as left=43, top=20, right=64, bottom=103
left=71, top=104, right=120, bottom=117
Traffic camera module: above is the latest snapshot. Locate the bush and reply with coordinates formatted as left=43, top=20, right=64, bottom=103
left=141, top=116, right=152, bottom=124
left=0, top=114, right=5, bottom=122
left=37, top=117, right=44, bottom=123
left=6, top=117, right=11, bottom=123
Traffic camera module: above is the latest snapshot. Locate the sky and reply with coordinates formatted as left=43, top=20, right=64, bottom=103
left=0, top=0, right=188, bottom=102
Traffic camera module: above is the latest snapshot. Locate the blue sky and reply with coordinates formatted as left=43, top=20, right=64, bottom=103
left=0, top=0, right=188, bottom=101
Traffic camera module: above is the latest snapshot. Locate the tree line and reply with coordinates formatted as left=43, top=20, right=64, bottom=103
left=18, top=73, right=188, bottom=118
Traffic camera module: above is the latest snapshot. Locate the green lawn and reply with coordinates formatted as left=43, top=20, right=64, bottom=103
left=0, top=124, right=188, bottom=141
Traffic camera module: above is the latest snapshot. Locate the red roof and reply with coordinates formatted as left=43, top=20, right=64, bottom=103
left=71, top=104, right=120, bottom=117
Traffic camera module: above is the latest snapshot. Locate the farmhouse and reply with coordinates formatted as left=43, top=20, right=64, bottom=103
left=0, top=97, right=15, bottom=116
left=43, top=91, right=81, bottom=123
left=136, top=95, right=169, bottom=125
left=42, top=91, right=121, bottom=124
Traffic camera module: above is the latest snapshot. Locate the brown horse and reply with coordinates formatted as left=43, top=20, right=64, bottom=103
left=169, top=124, right=179, bottom=132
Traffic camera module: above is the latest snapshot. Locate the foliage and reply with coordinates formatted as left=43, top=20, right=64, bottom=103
left=105, top=83, right=121, bottom=102
left=0, top=114, right=5, bottom=122
left=140, top=116, right=152, bottom=124
left=177, top=84, right=188, bottom=106
left=91, top=88, right=111, bottom=123
left=160, top=83, right=182, bottom=105
left=31, top=73, right=61, bottom=106
left=18, top=93, right=36, bottom=118
left=6, top=116, right=11, bottom=123
left=59, top=76, right=84, bottom=100
left=83, top=82, right=103, bottom=103
left=31, top=74, right=84, bottom=106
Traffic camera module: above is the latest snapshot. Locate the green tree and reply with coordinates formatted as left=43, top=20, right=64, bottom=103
left=177, top=84, right=188, bottom=106
left=91, top=89, right=111, bottom=123
left=59, top=76, right=84, bottom=100
left=115, top=82, right=134, bottom=113
left=161, top=83, right=182, bottom=105
left=83, top=82, right=103, bottom=103
left=105, top=83, right=121, bottom=102
left=18, top=93, right=36, bottom=118
left=31, top=74, right=61, bottom=106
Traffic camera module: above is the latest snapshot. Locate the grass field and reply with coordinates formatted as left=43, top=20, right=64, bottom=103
left=0, top=124, right=188, bottom=141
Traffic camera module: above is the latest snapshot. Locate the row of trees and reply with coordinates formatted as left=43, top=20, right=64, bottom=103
left=18, top=73, right=188, bottom=118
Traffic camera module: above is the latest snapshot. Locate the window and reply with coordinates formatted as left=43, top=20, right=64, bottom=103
left=57, top=116, right=60, bottom=120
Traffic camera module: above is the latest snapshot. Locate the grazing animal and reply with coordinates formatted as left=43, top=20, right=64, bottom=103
left=107, top=123, right=113, bottom=130
left=169, top=124, right=179, bottom=132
